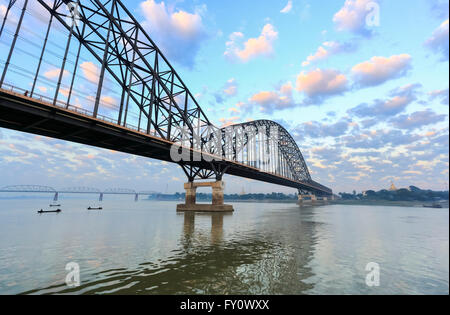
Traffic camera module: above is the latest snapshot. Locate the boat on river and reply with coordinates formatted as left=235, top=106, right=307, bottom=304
left=423, top=203, right=443, bottom=209
left=88, top=207, right=103, bottom=210
left=38, top=209, right=62, bottom=214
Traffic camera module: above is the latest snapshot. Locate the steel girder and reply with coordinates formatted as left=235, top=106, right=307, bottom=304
left=0, top=185, right=56, bottom=192
left=37, top=0, right=212, bottom=143
left=0, top=0, right=17, bottom=37
left=223, top=120, right=312, bottom=183
left=59, top=187, right=102, bottom=193
left=104, top=188, right=136, bottom=194
left=177, top=120, right=316, bottom=187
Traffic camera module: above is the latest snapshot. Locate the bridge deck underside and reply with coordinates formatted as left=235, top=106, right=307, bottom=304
left=0, top=90, right=330, bottom=195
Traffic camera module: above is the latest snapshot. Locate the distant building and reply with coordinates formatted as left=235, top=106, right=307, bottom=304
left=389, top=182, right=398, bottom=191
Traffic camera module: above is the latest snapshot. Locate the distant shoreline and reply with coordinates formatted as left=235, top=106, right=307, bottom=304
left=330, top=200, right=449, bottom=208
left=146, top=198, right=449, bottom=208
left=1, top=196, right=448, bottom=209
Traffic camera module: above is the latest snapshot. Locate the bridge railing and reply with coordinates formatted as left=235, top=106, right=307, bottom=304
left=0, top=82, right=162, bottom=137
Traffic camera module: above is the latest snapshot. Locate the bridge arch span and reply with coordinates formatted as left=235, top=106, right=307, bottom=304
left=224, top=119, right=311, bottom=183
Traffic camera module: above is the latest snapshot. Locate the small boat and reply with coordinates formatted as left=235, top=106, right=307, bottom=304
left=49, top=204, right=61, bottom=207
left=423, top=203, right=443, bottom=209
left=87, top=207, right=103, bottom=210
left=38, top=209, right=62, bottom=214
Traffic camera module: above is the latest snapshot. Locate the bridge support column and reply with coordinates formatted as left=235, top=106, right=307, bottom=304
left=184, top=182, right=197, bottom=205
left=298, top=194, right=317, bottom=204
left=177, top=181, right=234, bottom=212
left=212, top=181, right=225, bottom=205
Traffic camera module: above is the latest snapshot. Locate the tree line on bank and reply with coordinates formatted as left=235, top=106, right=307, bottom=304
left=147, top=186, right=449, bottom=202
left=338, top=186, right=449, bottom=202
left=148, top=192, right=298, bottom=201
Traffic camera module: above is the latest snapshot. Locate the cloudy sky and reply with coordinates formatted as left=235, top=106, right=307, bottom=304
left=0, top=0, right=448, bottom=194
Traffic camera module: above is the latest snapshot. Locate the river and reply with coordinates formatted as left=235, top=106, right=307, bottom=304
left=0, top=199, right=448, bottom=295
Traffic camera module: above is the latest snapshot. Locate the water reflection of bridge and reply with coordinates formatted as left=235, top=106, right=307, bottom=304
left=21, top=207, right=320, bottom=295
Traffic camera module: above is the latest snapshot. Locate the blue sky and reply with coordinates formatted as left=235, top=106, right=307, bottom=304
left=0, top=0, right=448, bottom=194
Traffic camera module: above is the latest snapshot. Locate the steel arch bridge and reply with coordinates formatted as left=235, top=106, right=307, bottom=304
left=0, top=185, right=56, bottom=193
left=0, top=185, right=158, bottom=201
left=0, top=0, right=332, bottom=196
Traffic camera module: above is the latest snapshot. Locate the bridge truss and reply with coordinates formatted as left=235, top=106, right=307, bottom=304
left=0, top=185, right=158, bottom=201
left=0, top=0, right=332, bottom=196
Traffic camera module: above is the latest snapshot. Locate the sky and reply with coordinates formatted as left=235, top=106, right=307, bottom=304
left=0, top=0, right=448, bottom=194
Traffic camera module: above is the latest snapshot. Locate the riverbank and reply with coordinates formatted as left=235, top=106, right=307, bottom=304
left=146, top=198, right=449, bottom=208
left=331, top=200, right=449, bottom=208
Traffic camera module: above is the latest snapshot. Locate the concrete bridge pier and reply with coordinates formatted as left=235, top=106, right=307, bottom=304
left=298, top=194, right=317, bottom=203
left=177, top=181, right=234, bottom=212
left=298, top=194, right=334, bottom=204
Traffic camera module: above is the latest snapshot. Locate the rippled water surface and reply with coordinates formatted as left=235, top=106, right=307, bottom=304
left=0, top=199, right=448, bottom=295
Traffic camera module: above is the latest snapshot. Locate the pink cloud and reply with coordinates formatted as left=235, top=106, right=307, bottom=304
left=225, top=24, right=278, bottom=63
left=140, top=0, right=207, bottom=67
left=80, top=62, right=100, bottom=84
left=352, top=54, right=412, bottom=87
left=296, top=69, right=348, bottom=98
left=302, top=41, right=356, bottom=67
left=0, top=5, right=7, bottom=18
left=280, top=1, right=293, bottom=14
left=333, top=0, right=379, bottom=36
left=223, top=78, right=238, bottom=96
left=249, top=82, right=295, bottom=113
left=218, top=116, right=241, bottom=127
left=425, top=19, right=449, bottom=61
left=44, top=68, right=69, bottom=80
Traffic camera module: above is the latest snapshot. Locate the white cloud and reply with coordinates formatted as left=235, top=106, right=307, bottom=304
left=333, top=0, right=379, bottom=36
left=223, top=78, right=238, bottom=96
left=296, top=69, right=348, bottom=98
left=352, top=54, right=412, bottom=87
left=429, top=88, right=449, bottom=105
left=140, top=0, right=208, bottom=68
left=302, top=41, right=356, bottom=66
left=249, top=82, right=295, bottom=113
left=425, top=19, right=449, bottom=61
left=218, top=116, right=241, bottom=127
left=37, top=86, right=48, bottom=93
left=280, top=1, right=293, bottom=14
left=225, top=24, right=278, bottom=63
left=80, top=61, right=100, bottom=84
left=44, top=68, right=69, bottom=80
left=0, top=5, right=6, bottom=18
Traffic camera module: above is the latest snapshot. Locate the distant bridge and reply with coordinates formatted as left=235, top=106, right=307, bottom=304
left=0, top=0, right=332, bottom=206
left=0, top=185, right=158, bottom=201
